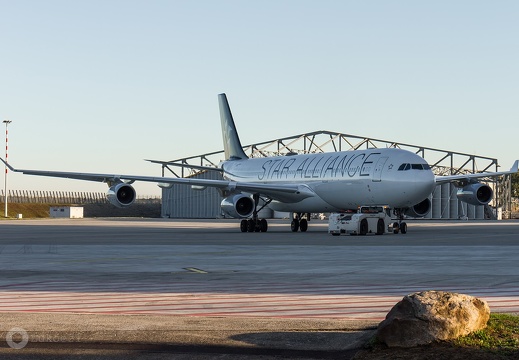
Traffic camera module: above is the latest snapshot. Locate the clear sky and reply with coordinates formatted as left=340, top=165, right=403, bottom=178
left=1, top=1, right=518, bottom=196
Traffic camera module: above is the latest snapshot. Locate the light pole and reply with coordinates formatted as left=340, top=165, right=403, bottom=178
left=3, top=120, right=12, bottom=218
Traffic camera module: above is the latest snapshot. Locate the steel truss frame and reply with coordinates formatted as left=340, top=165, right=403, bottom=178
left=160, top=130, right=511, bottom=218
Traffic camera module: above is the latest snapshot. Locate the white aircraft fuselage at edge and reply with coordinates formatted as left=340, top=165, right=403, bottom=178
left=221, top=148, right=435, bottom=213
left=2, top=93, right=517, bottom=233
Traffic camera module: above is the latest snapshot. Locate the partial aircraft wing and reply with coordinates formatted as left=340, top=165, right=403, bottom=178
left=0, top=158, right=315, bottom=203
left=435, top=160, right=518, bottom=185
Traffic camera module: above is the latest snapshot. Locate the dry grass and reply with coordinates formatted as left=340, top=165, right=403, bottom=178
left=355, top=313, right=519, bottom=360
left=0, top=203, right=63, bottom=219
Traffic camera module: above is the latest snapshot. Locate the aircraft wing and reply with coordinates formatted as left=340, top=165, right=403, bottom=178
left=435, top=160, right=518, bottom=185
left=0, top=159, right=315, bottom=203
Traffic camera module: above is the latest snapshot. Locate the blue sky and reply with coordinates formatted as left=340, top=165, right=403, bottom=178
left=1, top=1, right=518, bottom=196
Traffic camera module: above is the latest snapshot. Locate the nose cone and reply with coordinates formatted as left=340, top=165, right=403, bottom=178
left=414, top=170, right=436, bottom=201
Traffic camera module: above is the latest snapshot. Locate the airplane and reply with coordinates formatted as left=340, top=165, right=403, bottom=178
left=2, top=93, right=518, bottom=233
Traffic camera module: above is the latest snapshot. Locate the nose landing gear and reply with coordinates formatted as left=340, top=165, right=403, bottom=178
left=392, top=208, right=407, bottom=234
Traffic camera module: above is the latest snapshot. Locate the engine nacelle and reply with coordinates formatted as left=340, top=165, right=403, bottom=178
left=404, top=198, right=431, bottom=218
left=456, top=183, right=493, bottom=206
left=107, top=183, right=136, bottom=208
left=220, top=194, right=254, bottom=218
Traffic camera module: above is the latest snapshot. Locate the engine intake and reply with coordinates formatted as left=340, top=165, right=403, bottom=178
left=404, top=198, right=431, bottom=218
left=221, top=194, right=254, bottom=218
left=456, top=183, right=493, bottom=206
left=107, top=183, right=136, bottom=208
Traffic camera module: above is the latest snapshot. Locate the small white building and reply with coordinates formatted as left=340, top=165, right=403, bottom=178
left=50, top=206, right=84, bottom=219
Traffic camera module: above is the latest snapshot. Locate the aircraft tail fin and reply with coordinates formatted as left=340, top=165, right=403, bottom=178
left=218, top=93, right=248, bottom=160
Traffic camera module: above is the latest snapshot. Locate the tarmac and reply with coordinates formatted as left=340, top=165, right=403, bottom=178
left=0, top=313, right=374, bottom=359
left=0, top=218, right=518, bottom=358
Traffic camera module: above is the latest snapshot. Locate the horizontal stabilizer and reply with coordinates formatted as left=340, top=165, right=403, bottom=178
left=145, top=159, right=223, bottom=172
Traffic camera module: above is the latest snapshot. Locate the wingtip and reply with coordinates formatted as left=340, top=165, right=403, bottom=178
left=512, top=160, right=519, bottom=173
left=0, top=157, right=15, bottom=172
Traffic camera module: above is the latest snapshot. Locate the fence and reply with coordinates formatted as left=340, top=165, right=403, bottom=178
left=0, top=190, right=161, bottom=205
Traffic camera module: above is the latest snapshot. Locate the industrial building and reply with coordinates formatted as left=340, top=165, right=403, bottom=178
left=160, top=130, right=512, bottom=220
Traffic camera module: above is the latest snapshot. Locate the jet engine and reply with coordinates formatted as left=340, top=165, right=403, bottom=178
left=107, top=183, right=136, bottom=208
left=456, top=183, right=493, bottom=206
left=404, top=198, right=431, bottom=218
left=221, top=194, right=254, bottom=218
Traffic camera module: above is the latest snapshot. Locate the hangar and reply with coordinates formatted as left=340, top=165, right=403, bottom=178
left=159, top=130, right=513, bottom=220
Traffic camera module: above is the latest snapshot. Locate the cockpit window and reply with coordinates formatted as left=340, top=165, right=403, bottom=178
left=398, top=163, right=430, bottom=171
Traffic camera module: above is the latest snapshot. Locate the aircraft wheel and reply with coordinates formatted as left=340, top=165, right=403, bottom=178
left=260, top=219, right=268, bottom=232
left=376, top=219, right=385, bottom=235
left=240, top=219, right=248, bottom=232
left=400, top=222, right=408, bottom=234
left=359, top=219, right=368, bottom=236
left=393, top=222, right=400, bottom=234
left=291, top=219, right=300, bottom=232
left=300, top=219, right=308, bottom=232
left=247, top=219, right=255, bottom=232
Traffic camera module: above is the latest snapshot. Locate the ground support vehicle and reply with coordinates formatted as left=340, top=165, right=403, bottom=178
left=328, top=206, right=394, bottom=236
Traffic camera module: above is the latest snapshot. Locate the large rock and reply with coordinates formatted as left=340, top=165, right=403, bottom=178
left=377, top=290, right=490, bottom=347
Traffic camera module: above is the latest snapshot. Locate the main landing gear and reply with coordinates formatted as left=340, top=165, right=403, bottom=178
left=291, top=212, right=310, bottom=232
left=240, top=218, right=268, bottom=232
left=240, top=194, right=271, bottom=233
left=392, top=208, right=407, bottom=234
left=237, top=197, right=312, bottom=233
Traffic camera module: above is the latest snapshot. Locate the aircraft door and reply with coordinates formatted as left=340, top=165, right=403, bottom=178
left=372, top=157, right=388, bottom=182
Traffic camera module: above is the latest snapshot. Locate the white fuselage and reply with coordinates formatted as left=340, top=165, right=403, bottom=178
left=221, top=148, right=436, bottom=213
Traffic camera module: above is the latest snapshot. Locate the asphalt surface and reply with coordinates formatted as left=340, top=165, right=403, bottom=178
left=2, top=217, right=519, bottom=245
left=0, top=218, right=518, bottom=358
left=0, top=313, right=374, bottom=359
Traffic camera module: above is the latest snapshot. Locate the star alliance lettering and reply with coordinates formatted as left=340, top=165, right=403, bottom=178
left=258, top=152, right=381, bottom=180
